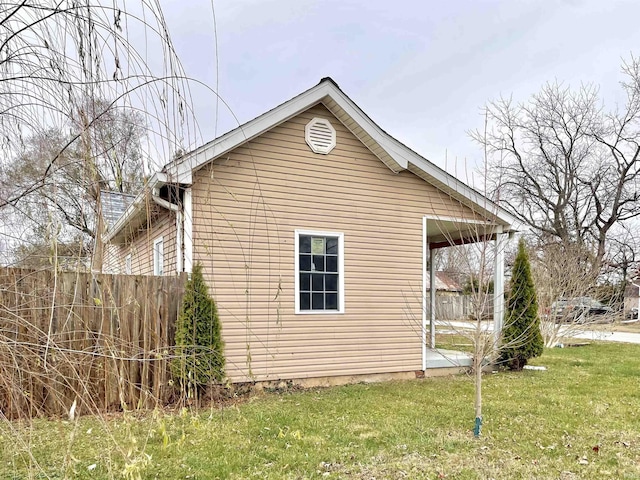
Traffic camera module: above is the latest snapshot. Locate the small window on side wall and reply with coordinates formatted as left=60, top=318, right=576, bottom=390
left=153, top=237, right=164, bottom=276
left=125, top=254, right=132, bottom=275
left=295, top=230, right=344, bottom=314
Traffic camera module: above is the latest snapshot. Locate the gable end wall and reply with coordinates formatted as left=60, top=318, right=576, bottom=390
left=191, top=104, right=482, bottom=382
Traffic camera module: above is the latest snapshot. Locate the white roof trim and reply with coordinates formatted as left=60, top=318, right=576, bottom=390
left=163, top=78, right=518, bottom=229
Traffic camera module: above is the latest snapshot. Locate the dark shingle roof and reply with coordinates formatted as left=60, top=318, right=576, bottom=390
left=100, top=190, right=136, bottom=229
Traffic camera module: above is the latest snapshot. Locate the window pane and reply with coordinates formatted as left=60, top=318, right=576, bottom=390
left=299, top=235, right=311, bottom=253
left=326, top=255, right=338, bottom=273
left=300, top=292, right=311, bottom=310
left=312, top=255, right=325, bottom=272
left=326, top=293, right=338, bottom=310
left=300, top=273, right=310, bottom=291
left=326, top=237, right=338, bottom=254
left=325, top=274, right=338, bottom=292
left=312, top=293, right=324, bottom=310
left=311, top=237, right=325, bottom=255
left=311, top=273, right=324, bottom=291
left=299, top=254, right=311, bottom=272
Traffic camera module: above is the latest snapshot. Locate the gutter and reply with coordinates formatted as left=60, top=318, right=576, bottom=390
left=151, top=194, right=179, bottom=212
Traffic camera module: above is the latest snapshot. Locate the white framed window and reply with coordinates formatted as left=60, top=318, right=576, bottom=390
left=125, top=254, right=132, bottom=275
left=153, top=237, right=164, bottom=276
left=295, top=230, right=344, bottom=314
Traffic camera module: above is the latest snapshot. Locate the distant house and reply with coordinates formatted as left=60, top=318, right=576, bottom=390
left=425, top=271, right=465, bottom=295
left=624, top=282, right=640, bottom=318
left=425, top=271, right=466, bottom=321
left=100, top=78, right=517, bottom=384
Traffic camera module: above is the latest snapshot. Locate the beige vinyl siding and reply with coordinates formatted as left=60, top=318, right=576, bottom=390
left=103, top=243, right=121, bottom=273
left=103, top=210, right=178, bottom=276
left=192, top=103, right=483, bottom=382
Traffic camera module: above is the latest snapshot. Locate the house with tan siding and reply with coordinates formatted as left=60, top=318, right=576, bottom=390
left=102, top=78, right=518, bottom=385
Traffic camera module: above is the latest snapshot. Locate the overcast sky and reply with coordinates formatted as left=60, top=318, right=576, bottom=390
left=160, top=0, right=640, bottom=179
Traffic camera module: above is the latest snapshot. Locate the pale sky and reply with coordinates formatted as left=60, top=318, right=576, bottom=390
left=160, top=0, right=640, bottom=180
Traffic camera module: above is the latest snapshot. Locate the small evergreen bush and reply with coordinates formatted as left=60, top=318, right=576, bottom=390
left=500, top=238, right=543, bottom=370
left=172, top=263, right=224, bottom=395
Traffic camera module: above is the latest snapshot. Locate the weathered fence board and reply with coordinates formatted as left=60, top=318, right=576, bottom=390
left=426, top=293, right=495, bottom=321
left=0, top=268, right=185, bottom=419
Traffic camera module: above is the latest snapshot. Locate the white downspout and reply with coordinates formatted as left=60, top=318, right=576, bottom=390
left=422, top=216, right=427, bottom=371
left=183, top=188, right=193, bottom=274
left=152, top=193, right=182, bottom=273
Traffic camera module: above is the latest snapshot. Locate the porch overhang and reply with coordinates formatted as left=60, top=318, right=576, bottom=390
left=421, top=216, right=511, bottom=371
left=423, top=216, right=512, bottom=250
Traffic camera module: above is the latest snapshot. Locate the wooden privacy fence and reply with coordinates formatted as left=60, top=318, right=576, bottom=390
left=426, top=293, right=495, bottom=321
left=0, top=268, right=185, bottom=419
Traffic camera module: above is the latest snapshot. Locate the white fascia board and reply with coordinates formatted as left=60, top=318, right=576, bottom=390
left=321, top=84, right=518, bottom=228
left=166, top=82, right=343, bottom=181
left=408, top=154, right=520, bottom=229
left=324, top=88, right=409, bottom=170
left=166, top=80, right=410, bottom=181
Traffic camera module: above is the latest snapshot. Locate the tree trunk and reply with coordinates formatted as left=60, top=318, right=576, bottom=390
left=473, top=348, right=483, bottom=437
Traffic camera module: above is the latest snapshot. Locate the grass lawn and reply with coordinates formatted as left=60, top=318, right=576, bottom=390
left=2, top=342, right=640, bottom=479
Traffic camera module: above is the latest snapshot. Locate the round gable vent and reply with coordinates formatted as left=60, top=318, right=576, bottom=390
left=305, top=117, right=336, bottom=154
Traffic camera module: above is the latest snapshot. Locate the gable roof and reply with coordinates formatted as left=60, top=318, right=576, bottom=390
left=163, top=77, right=518, bottom=229
left=104, top=78, right=518, bottom=243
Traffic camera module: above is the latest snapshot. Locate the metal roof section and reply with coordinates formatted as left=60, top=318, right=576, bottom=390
left=102, top=173, right=168, bottom=244
left=100, top=190, right=136, bottom=229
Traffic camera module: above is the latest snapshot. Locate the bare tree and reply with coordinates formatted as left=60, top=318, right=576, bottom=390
left=0, top=1, right=195, bottom=211
left=530, top=239, right=622, bottom=347
left=1, top=103, right=147, bottom=267
left=474, top=58, right=640, bottom=272
left=0, top=1, right=199, bottom=268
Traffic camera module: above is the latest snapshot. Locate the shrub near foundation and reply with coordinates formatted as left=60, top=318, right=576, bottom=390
left=171, top=263, right=224, bottom=396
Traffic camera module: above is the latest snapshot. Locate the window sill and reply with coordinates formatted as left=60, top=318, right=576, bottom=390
left=295, top=309, right=345, bottom=315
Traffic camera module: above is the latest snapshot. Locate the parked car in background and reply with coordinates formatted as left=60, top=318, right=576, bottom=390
left=626, top=307, right=639, bottom=321
left=551, top=297, right=614, bottom=323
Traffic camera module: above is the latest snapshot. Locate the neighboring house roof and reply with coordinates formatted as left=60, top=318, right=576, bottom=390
left=100, top=190, right=136, bottom=229
left=103, top=77, right=520, bottom=243
left=425, top=271, right=465, bottom=292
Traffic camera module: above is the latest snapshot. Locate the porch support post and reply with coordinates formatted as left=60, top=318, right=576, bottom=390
left=422, top=217, right=427, bottom=370
left=493, top=225, right=505, bottom=342
left=430, top=247, right=436, bottom=349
